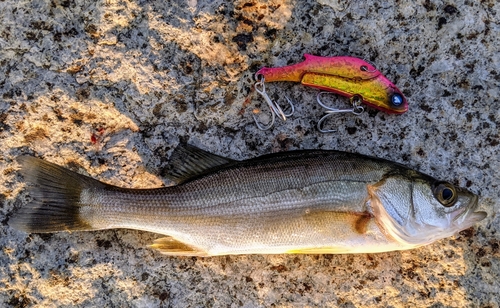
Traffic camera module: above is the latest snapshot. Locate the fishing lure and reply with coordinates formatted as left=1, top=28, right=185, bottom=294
left=253, top=54, right=408, bottom=131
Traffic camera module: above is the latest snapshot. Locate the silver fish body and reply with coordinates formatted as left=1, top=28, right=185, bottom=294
left=10, top=145, right=486, bottom=256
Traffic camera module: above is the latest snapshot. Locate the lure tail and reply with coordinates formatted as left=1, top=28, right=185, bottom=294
left=256, top=58, right=309, bottom=83
left=9, top=156, right=107, bottom=233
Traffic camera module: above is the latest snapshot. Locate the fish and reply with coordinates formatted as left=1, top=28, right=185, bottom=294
left=255, top=54, right=409, bottom=114
left=10, top=144, right=485, bottom=256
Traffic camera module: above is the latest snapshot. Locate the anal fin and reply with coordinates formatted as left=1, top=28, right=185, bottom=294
left=149, top=237, right=208, bottom=257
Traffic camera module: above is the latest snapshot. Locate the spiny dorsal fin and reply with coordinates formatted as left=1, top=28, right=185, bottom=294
left=149, top=237, right=208, bottom=256
left=164, top=144, right=236, bottom=184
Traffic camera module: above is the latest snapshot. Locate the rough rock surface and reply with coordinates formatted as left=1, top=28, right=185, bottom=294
left=0, top=0, right=499, bottom=307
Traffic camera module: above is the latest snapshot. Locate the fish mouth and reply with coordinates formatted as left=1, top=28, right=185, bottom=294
left=453, top=194, right=487, bottom=226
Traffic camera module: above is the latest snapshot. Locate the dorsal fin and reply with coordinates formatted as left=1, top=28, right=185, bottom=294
left=164, top=144, right=236, bottom=184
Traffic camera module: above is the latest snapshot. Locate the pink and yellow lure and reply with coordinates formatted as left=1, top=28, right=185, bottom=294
left=253, top=54, right=408, bottom=130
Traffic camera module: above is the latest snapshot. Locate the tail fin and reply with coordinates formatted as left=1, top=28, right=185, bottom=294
left=9, top=156, right=107, bottom=233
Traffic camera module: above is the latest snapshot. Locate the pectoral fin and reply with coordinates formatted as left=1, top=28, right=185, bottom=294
left=149, top=237, right=208, bottom=256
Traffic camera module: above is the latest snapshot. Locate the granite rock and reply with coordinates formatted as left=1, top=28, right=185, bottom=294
left=0, top=0, right=499, bottom=306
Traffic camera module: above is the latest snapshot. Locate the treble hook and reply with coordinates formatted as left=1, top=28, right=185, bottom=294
left=253, top=75, right=295, bottom=130
left=316, top=92, right=364, bottom=133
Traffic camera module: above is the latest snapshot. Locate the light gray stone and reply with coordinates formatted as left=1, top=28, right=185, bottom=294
left=0, top=0, right=499, bottom=306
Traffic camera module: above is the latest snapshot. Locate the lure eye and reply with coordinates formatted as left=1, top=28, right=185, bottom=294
left=433, top=182, right=457, bottom=207
left=390, top=93, right=404, bottom=106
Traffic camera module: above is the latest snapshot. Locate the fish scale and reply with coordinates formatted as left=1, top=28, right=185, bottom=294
left=9, top=145, right=485, bottom=256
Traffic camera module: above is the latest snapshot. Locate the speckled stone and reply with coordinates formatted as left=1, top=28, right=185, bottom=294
left=0, top=0, right=499, bottom=307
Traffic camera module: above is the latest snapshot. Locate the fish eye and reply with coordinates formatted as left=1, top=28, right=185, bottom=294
left=390, top=93, right=404, bottom=106
left=433, top=182, right=457, bottom=207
